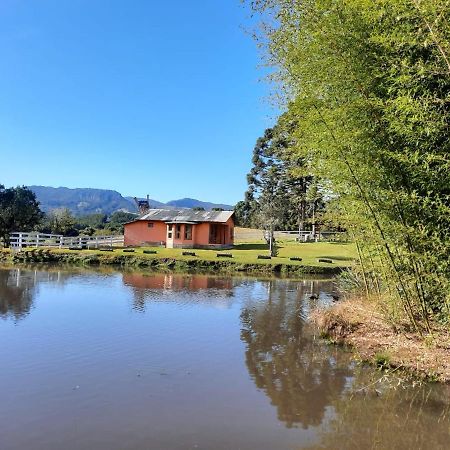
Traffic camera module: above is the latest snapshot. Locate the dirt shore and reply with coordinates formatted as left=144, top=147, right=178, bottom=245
left=312, top=298, right=450, bottom=383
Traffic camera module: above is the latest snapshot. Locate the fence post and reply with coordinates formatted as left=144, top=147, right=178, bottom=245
left=35, top=233, right=39, bottom=248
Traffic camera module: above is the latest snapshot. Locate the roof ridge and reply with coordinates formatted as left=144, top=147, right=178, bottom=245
left=135, top=208, right=234, bottom=223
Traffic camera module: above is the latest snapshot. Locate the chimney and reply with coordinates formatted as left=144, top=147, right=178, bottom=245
left=134, top=195, right=151, bottom=215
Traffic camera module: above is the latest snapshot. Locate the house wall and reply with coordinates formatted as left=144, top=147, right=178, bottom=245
left=191, top=216, right=234, bottom=248
left=124, top=215, right=235, bottom=248
left=193, top=222, right=211, bottom=246
left=227, top=216, right=235, bottom=245
left=172, top=223, right=195, bottom=248
left=124, top=221, right=166, bottom=246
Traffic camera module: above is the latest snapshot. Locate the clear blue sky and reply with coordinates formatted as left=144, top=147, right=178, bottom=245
left=0, top=0, right=275, bottom=205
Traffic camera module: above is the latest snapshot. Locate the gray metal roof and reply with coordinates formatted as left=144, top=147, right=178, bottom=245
left=136, top=209, right=234, bottom=223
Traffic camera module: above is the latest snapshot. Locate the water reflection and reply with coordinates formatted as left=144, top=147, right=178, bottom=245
left=0, top=268, right=242, bottom=320
left=0, top=267, right=107, bottom=320
left=122, top=272, right=235, bottom=312
left=303, top=374, right=450, bottom=450
left=240, top=279, right=351, bottom=429
left=123, top=272, right=234, bottom=291
left=0, top=269, right=61, bottom=320
left=1, top=267, right=449, bottom=450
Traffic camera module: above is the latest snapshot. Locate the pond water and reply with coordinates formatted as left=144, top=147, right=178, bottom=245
left=0, top=266, right=449, bottom=450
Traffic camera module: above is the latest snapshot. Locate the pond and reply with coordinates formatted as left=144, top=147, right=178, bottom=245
left=0, top=266, right=449, bottom=450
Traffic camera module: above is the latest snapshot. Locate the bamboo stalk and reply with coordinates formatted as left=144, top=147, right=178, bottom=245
left=313, top=104, right=421, bottom=333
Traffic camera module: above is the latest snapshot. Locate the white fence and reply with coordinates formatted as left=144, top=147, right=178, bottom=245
left=9, top=232, right=124, bottom=250
left=234, top=229, right=346, bottom=242
left=274, top=231, right=346, bottom=242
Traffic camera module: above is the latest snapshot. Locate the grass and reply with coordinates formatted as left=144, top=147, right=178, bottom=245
left=312, top=296, right=450, bottom=382
left=42, top=239, right=356, bottom=268
left=374, top=352, right=391, bottom=370
left=1, top=234, right=357, bottom=272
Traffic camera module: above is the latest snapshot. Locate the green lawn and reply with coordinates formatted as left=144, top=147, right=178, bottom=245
left=4, top=238, right=357, bottom=269
left=100, top=240, right=356, bottom=268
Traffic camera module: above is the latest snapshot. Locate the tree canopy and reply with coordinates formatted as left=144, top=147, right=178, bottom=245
left=248, top=0, right=450, bottom=327
left=236, top=118, right=318, bottom=232
left=0, top=184, right=43, bottom=246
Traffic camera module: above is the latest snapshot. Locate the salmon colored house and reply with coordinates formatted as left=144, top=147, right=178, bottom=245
left=124, top=209, right=235, bottom=249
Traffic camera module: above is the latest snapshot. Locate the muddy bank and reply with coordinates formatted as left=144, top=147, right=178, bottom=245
left=0, top=248, right=343, bottom=276
left=312, top=299, right=450, bottom=382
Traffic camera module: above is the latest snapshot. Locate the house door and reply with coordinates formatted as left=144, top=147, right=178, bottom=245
left=166, top=224, right=174, bottom=248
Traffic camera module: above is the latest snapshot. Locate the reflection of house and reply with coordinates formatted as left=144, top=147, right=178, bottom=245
left=123, top=273, right=234, bottom=291
left=124, top=209, right=234, bottom=249
left=123, top=273, right=235, bottom=313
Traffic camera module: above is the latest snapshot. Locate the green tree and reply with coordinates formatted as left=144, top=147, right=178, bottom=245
left=74, top=213, right=107, bottom=230
left=105, top=211, right=137, bottom=234
left=0, top=184, right=43, bottom=246
left=43, top=208, right=78, bottom=236
left=234, top=198, right=257, bottom=228
left=305, top=179, right=325, bottom=239
left=244, top=121, right=315, bottom=253
left=248, top=0, right=450, bottom=327
left=246, top=128, right=287, bottom=254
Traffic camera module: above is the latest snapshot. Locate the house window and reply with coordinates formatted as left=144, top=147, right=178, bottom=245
left=176, top=224, right=181, bottom=239
left=167, top=224, right=173, bottom=239
left=148, top=222, right=154, bottom=228
left=185, top=224, right=192, bottom=240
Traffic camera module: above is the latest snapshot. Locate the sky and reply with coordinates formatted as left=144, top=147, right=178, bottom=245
left=0, top=0, right=276, bottom=205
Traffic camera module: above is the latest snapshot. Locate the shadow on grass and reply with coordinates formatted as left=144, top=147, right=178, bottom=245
left=234, top=243, right=269, bottom=251
left=318, top=255, right=354, bottom=261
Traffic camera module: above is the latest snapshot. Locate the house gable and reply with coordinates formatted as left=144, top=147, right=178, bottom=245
left=124, top=209, right=235, bottom=248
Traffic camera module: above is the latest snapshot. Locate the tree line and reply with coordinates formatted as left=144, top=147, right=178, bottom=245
left=246, top=0, right=450, bottom=328
left=0, top=184, right=136, bottom=246
left=234, top=117, right=327, bottom=238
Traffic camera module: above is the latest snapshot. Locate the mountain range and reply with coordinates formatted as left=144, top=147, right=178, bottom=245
left=29, top=186, right=234, bottom=216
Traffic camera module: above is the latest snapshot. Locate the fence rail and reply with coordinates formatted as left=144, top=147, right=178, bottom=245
left=9, top=232, right=124, bottom=250
left=234, top=229, right=346, bottom=242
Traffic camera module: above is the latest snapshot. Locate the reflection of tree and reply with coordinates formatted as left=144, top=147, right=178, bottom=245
left=241, top=280, right=351, bottom=429
left=0, top=268, right=75, bottom=321
left=0, top=269, right=35, bottom=320
left=303, top=372, right=450, bottom=450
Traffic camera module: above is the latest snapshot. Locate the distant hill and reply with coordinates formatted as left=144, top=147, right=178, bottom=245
left=29, top=186, right=234, bottom=216
left=29, top=186, right=136, bottom=216
left=166, top=198, right=233, bottom=210
left=124, top=196, right=167, bottom=209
